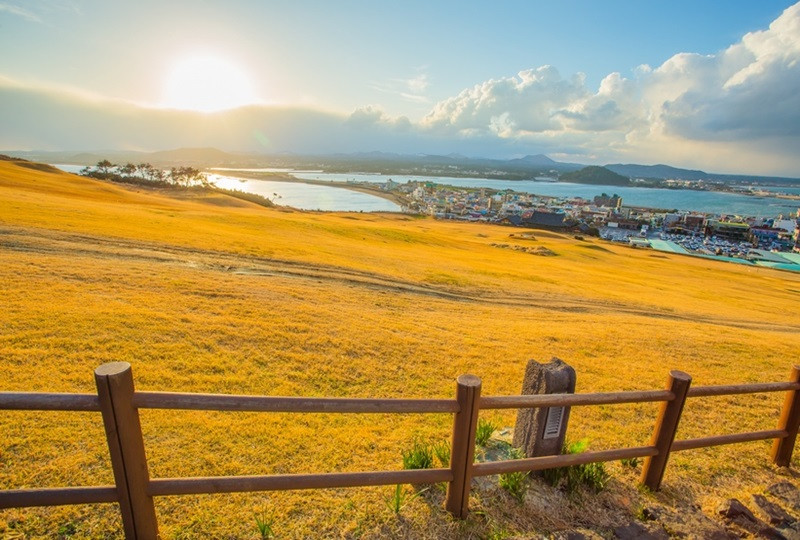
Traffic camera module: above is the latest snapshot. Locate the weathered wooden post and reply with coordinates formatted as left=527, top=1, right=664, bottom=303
left=513, top=358, right=576, bottom=459
left=641, top=370, right=691, bottom=490
left=445, top=374, right=481, bottom=518
left=95, top=362, right=159, bottom=539
left=772, top=365, right=800, bottom=467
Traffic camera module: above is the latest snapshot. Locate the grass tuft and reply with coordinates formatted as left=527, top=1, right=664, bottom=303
left=254, top=511, right=275, bottom=539
left=433, top=441, right=451, bottom=467
left=401, top=440, right=434, bottom=470
left=542, top=439, right=610, bottom=493
left=385, top=484, right=424, bottom=514
left=475, top=418, right=499, bottom=447
left=498, top=447, right=529, bottom=503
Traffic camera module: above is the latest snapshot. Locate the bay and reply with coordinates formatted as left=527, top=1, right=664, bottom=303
left=50, top=164, right=401, bottom=212
left=51, top=164, right=798, bottom=217
left=209, top=174, right=401, bottom=212
left=52, top=164, right=87, bottom=174
left=292, top=172, right=799, bottom=217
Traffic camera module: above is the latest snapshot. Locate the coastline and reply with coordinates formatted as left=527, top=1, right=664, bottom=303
left=208, top=168, right=799, bottom=218
left=209, top=170, right=409, bottom=207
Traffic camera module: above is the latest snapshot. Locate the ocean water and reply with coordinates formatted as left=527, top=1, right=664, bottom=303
left=292, top=172, right=799, bottom=217
left=50, top=165, right=401, bottom=212
left=52, top=164, right=87, bottom=174
left=51, top=164, right=797, bottom=217
left=209, top=174, right=401, bottom=212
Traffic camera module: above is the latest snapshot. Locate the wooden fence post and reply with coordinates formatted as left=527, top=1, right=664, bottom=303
left=95, top=362, right=158, bottom=540
left=641, top=370, right=691, bottom=491
left=772, top=365, right=800, bottom=467
left=445, top=374, right=481, bottom=518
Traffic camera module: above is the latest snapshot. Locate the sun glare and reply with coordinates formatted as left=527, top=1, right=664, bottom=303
left=162, top=55, right=258, bottom=112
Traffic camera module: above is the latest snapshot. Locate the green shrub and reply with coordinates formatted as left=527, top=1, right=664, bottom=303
left=401, top=440, right=434, bottom=470
left=542, top=439, right=609, bottom=493
left=475, top=418, right=498, bottom=447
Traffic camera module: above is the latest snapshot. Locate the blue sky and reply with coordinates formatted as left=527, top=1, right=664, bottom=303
left=1, top=1, right=799, bottom=176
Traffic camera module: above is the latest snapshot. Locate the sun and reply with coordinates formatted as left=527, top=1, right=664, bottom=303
left=162, top=54, right=259, bottom=112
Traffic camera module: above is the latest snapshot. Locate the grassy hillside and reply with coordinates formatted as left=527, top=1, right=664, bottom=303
left=1, top=159, right=799, bottom=538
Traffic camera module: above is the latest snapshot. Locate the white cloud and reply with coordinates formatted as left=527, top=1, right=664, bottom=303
left=346, top=105, right=385, bottom=127
left=0, top=3, right=43, bottom=22
left=346, top=105, right=411, bottom=132
left=3, top=3, right=800, bottom=176
left=370, top=70, right=431, bottom=104
left=557, top=72, right=644, bottom=132
left=406, top=73, right=429, bottom=94
left=418, top=2, right=800, bottom=173
left=654, top=2, right=800, bottom=142
left=0, top=1, right=80, bottom=23
left=422, top=66, right=588, bottom=135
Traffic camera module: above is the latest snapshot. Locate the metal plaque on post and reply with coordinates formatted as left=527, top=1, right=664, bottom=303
left=513, top=357, right=576, bottom=458
left=543, top=406, right=565, bottom=440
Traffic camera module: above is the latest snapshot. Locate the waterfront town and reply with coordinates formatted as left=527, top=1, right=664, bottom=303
left=366, top=179, right=800, bottom=269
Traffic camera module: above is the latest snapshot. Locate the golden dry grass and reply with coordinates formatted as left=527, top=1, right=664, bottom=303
left=1, top=160, right=800, bottom=538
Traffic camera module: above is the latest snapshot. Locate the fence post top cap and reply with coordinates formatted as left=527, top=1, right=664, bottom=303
left=669, top=370, right=692, bottom=382
left=457, top=374, right=481, bottom=387
left=95, top=362, right=132, bottom=376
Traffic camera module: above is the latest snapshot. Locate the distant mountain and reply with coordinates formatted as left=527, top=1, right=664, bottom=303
left=7, top=146, right=798, bottom=185
left=605, top=163, right=800, bottom=185
left=338, top=151, right=402, bottom=160
left=561, top=166, right=631, bottom=186
left=508, top=154, right=558, bottom=166
left=304, top=151, right=582, bottom=177
left=68, top=151, right=146, bottom=164
left=148, top=147, right=240, bottom=164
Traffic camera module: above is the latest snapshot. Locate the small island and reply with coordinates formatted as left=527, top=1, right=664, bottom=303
left=560, top=166, right=631, bottom=186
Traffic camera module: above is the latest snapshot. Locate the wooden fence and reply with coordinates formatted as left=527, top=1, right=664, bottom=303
left=1, top=362, right=799, bottom=539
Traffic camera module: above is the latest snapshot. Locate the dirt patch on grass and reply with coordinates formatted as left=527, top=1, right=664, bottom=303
left=492, top=243, right=556, bottom=256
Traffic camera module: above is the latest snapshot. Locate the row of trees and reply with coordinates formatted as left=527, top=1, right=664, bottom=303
left=80, top=160, right=208, bottom=187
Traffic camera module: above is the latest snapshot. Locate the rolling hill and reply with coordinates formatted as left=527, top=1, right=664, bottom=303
left=1, top=159, right=799, bottom=538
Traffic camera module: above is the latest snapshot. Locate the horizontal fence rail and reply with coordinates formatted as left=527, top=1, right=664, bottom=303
left=148, top=468, right=453, bottom=497
left=1, top=362, right=798, bottom=539
left=472, top=445, right=659, bottom=477
left=0, top=392, right=100, bottom=411
left=133, top=391, right=459, bottom=413
left=687, top=382, right=800, bottom=398
left=0, top=486, right=118, bottom=509
left=480, top=389, right=674, bottom=409
left=672, top=430, right=788, bottom=452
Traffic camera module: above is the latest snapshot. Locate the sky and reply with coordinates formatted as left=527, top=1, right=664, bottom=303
left=1, top=0, right=799, bottom=176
